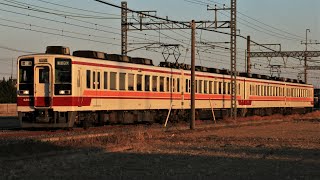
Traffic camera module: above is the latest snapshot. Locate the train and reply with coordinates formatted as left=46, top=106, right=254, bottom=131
left=17, top=46, right=314, bottom=128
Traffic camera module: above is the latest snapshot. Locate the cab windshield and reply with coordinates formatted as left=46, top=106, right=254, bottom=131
left=19, top=58, right=34, bottom=84
left=55, top=58, right=71, bottom=84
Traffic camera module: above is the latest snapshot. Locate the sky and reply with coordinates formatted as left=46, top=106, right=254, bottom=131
left=0, top=0, right=319, bottom=86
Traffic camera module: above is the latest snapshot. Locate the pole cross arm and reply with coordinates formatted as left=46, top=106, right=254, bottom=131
left=250, top=51, right=320, bottom=58
left=125, top=20, right=230, bottom=31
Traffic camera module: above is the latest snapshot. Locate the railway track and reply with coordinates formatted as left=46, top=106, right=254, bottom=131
left=0, top=119, right=290, bottom=140
left=1, top=114, right=319, bottom=141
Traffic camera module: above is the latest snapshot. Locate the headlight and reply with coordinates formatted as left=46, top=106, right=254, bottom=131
left=59, top=90, right=70, bottom=95
left=19, top=90, right=29, bottom=95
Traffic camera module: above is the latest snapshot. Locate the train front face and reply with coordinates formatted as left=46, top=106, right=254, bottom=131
left=17, top=55, right=73, bottom=128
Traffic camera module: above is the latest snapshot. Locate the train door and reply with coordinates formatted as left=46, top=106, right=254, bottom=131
left=34, top=65, right=51, bottom=107
left=93, top=70, right=101, bottom=106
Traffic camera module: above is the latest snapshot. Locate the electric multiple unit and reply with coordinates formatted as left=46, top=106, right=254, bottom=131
left=17, top=46, right=314, bottom=128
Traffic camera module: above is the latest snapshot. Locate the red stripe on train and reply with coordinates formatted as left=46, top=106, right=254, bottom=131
left=17, top=97, right=92, bottom=107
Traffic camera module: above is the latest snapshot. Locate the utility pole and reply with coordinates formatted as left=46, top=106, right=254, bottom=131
left=230, top=0, right=237, bottom=119
left=207, top=0, right=237, bottom=119
left=246, top=35, right=251, bottom=74
left=190, top=20, right=196, bottom=130
left=304, top=29, right=310, bottom=83
left=121, top=1, right=128, bottom=55
left=300, top=29, right=320, bottom=83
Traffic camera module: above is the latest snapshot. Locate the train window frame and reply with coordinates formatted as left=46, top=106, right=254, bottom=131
left=110, top=72, right=117, bottom=90
left=103, top=72, right=108, bottom=90
left=199, top=80, right=203, bottom=94
left=204, top=80, right=208, bottom=94
left=227, top=82, right=231, bottom=95
left=195, top=80, right=198, bottom=93
left=93, top=71, right=96, bottom=89
left=97, top=71, right=101, bottom=89
left=86, top=70, right=91, bottom=89
left=137, top=74, right=143, bottom=91
left=214, top=81, right=217, bottom=94
left=186, top=79, right=191, bottom=93
left=184, top=79, right=189, bottom=93
left=177, top=78, right=180, bottom=92
left=223, top=82, right=226, bottom=94
left=152, top=76, right=158, bottom=92
left=19, top=58, right=34, bottom=84
left=119, top=72, right=126, bottom=91
left=160, top=76, right=165, bottom=92
left=55, top=58, right=71, bottom=84
left=38, top=67, right=49, bottom=84
left=209, top=81, right=213, bottom=94
left=145, top=75, right=150, bottom=91
left=166, top=77, right=170, bottom=92
left=278, top=87, right=280, bottom=96
left=128, top=73, right=134, bottom=91
left=171, top=78, right=175, bottom=92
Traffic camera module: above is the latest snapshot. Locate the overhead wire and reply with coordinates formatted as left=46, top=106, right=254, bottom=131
left=1, top=0, right=120, bottom=19
left=32, top=0, right=121, bottom=17
left=0, top=8, right=165, bottom=43
left=206, top=0, right=304, bottom=39
left=184, top=0, right=302, bottom=41
left=0, top=0, right=304, bottom=78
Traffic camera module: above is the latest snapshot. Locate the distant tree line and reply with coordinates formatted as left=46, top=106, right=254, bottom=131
left=0, top=78, right=17, bottom=103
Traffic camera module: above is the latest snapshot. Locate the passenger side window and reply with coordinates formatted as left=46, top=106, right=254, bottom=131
left=145, top=75, right=150, bottom=91
left=97, top=72, right=100, bottom=89
left=204, top=80, right=208, bottom=94
left=209, top=81, right=213, bottom=94
left=103, top=72, right=108, bottom=89
left=86, top=70, right=91, bottom=89
left=119, top=73, right=126, bottom=90
left=214, top=81, right=217, bottom=94
left=199, top=80, right=203, bottom=94
left=137, top=74, right=142, bottom=91
left=152, top=76, right=158, bottom=91
left=166, top=77, right=170, bottom=92
left=177, top=78, right=180, bottom=92
left=128, top=74, right=134, bottom=91
left=172, top=78, right=175, bottom=92
left=110, top=72, right=117, bottom=90
left=160, top=77, right=164, bottom=92
left=185, top=79, right=189, bottom=93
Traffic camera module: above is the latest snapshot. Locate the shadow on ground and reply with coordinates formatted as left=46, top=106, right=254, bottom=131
left=0, top=138, right=319, bottom=179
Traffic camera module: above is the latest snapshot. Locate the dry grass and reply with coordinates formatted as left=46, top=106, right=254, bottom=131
left=223, top=110, right=320, bottom=123
left=53, top=129, right=153, bottom=152
left=301, top=110, right=320, bottom=118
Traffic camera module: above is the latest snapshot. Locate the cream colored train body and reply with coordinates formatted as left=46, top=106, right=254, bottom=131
left=17, top=47, right=314, bottom=128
